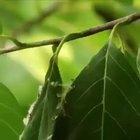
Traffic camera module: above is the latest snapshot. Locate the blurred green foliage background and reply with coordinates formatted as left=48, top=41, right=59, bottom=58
left=0, top=0, right=140, bottom=112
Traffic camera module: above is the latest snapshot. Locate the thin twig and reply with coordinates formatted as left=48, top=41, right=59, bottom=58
left=0, top=13, right=140, bottom=55
left=12, top=1, right=60, bottom=36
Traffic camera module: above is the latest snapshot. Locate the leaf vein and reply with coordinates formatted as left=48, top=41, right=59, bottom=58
left=0, top=119, right=19, bottom=136
left=76, top=78, right=103, bottom=103
left=106, top=76, right=140, bottom=115
left=78, top=103, right=103, bottom=126
left=105, top=110, right=127, bottom=135
left=0, top=103, right=20, bottom=116
left=109, top=54, right=139, bottom=88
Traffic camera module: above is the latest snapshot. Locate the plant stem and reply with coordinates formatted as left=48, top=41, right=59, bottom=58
left=12, top=1, right=60, bottom=37
left=0, top=12, right=140, bottom=55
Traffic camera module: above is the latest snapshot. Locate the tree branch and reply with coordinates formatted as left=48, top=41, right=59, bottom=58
left=12, top=1, right=60, bottom=36
left=0, top=12, right=140, bottom=55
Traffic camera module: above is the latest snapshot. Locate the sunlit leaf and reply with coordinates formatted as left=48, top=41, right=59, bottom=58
left=53, top=43, right=140, bottom=140
left=0, top=83, right=23, bottom=140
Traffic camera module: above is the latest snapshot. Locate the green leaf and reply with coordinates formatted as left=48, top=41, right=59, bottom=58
left=53, top=43, right=140, bottom=140
left=94, top=1, right=139, bottom=55
left=124, top=50, right=139, bottom=76
left=38, top=58, right=62, bottom=140
left=20, top=51, right=62, bottom=140
left=0, top=21, right=2, bottom=34
left=20, top=33, right=74, bottom=140
left=0, top=83, right=23, bottom=140
left=0, top=55, right=40, bottom=106
left=116, top=0, right=133, bottom=5
left=137, top=48, right=140, bottom=75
